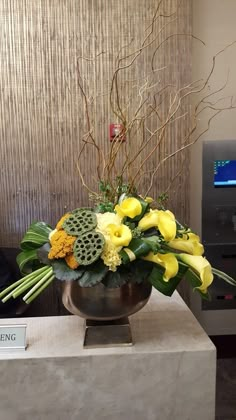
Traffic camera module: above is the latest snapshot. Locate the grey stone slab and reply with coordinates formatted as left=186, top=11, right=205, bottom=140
left=0, top=290, right=216, bottom=420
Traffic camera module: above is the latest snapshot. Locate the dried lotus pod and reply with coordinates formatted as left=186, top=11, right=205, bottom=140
left=62, top=209, right=97, bottom=236
left=73, top=231, right=105, bottom=265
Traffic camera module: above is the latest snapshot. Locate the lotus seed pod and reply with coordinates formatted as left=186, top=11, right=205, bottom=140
left=62, top=209, right=97, bottom=236
left=73, top=231, right=105, bottom=265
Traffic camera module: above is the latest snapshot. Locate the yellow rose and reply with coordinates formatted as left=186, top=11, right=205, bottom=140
left=168, top=233, right=204, bottom=256
left=142, top=252, right=179, bottom=281
left=108, top=224, right=132, bottom=247
left=115, top=197, right=142, bottom=219
left=178, top=254, right=213, bottom=293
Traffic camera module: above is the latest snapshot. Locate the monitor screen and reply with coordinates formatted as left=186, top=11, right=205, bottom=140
left=214, top=160, right=236, bottom=187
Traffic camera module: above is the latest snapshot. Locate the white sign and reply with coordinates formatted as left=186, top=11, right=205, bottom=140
left=0, top=324, right=27, bottom=350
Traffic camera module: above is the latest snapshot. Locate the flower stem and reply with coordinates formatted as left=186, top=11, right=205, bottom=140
left=22, top=267, right=54, bottom=301
left=11, top=267, right=51, bottom=299
left=25, top=276, right=55, bottom=304
left=0, top=266, right=47, bottom=299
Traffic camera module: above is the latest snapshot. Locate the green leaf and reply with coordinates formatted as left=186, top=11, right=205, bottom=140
left=51, top=259, right=85, bottom=281
left=148, top=261, right=188, bottom=296
left=16, top=249, right=43, bottom=275
left=20, top=222, right=52, bottom=251
left=212, top=267, right=236, bottom=287
left=142, top=236, right=161, bottom=254
left=184, top=266, right=210, bottom=300
left=37, top=243, right=52, bottom=265
left=78, top=260, right=108, bottom=287
left=128, top=260, right=153, bottom=284
left=102, top=270, right=128, bottom=288
left=120, top=238, right=151, bottom=263
left=95, top=203, right=114, bottom=213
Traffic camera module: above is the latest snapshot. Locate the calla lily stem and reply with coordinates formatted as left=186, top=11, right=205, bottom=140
left=23, top=267, right=54, bottom=301
left=0, top=266, right=47, bottom=300
left=25, top=276, right=55, bottom=304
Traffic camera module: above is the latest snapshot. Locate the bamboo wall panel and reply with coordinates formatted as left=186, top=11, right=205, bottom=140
left=0, top=0, right=192, bottom=247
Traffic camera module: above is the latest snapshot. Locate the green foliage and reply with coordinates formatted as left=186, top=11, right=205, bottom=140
left=51, top=259, right=85, bottom=281
left=128, top=260, right=153, bottom=284
left=131, top=227, right=143, bottom=239
left=37, top=243, right=52, bottom=265
left=142, top=236, right=161, bottom=254
left=102, top=260, right=153, bottom=287
left=212, top=267, right=236, bottom=287
left=78, top=259, right=108, bottom=287
left=16, top=249, right=43, bottom=275
left=157, top=193, right=169, bottom=208
left=99, top=180, right=112, bottom=194
left=148, top=261, right=189, bottom=296
left=20, top=222, right=52, bottom=251
left=95, top=202, right=114, bottom=213
left=120, top=238, right=151, bottom=263
left=184, top=265, right=210, bottom=300
left=102, top=270, right=128, bottom=288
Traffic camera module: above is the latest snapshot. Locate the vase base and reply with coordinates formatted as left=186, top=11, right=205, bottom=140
left=83, top=317, right=133, bottom=348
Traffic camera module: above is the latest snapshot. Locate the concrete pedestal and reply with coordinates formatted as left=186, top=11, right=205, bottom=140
left=0, top=290, right=216, bottom=420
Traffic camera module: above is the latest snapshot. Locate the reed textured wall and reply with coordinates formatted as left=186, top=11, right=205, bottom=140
left=0, top=0, right=192, bottom=247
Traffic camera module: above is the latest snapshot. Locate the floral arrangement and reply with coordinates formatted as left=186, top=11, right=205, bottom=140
left=1, top=4, right=236, bottom=307
left=0, top=190, right=235, bottom=305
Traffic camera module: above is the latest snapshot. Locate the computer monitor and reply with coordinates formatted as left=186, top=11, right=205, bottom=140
left=214, top=160, right=236, bottom=187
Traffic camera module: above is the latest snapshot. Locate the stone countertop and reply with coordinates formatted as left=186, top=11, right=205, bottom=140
left=0, top=290, right=216, bottom=420
left=0, top=289, right=215, bottom=359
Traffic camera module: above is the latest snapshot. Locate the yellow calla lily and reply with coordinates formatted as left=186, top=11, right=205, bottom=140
left=168, top=233, right=204, bottom=256
left=138, top=210, right=159, bottom=231
left=115, top=197, right=142, bottom=219
left=108, top=224, right=132, bottom=247
left=145, top=196, right=153, bottom=203
left=179, top=254, right=213, bottom=293
left=142, top=252, right=179, bottom=282
left=157, top=210, right=176, bottom=242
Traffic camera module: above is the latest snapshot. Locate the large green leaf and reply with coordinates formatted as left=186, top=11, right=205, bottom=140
left=148, top=261, right=188, bottom=296
left=120, top=238, right=151, bottom=263
left=37, top=243, right=52, bottom=265
left=183, top=265, right=210, bottom=300
left=16, top=250, right=43, bottom=275
left=51, top=259, right=85, bottom=281
left=212, top=267, right=236, bottom=287
left=128, top=260, right=153, bottom=284
left=142, top=236, right=161, bottom=254
left=20, top=222, right=52, bottom=251
left=78, top=260, right=108, bottom=287
left=102, top=270, right=128, bottom=288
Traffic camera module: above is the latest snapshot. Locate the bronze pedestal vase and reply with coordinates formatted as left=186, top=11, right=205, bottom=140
left=62, top=280, right=152, bottom=348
